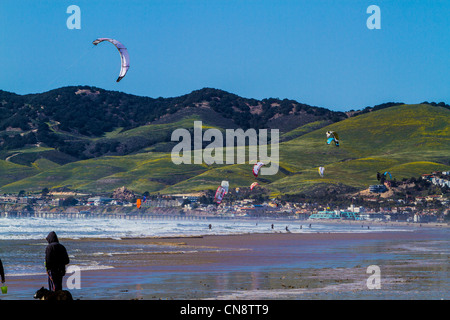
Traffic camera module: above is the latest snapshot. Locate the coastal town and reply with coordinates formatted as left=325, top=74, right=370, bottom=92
left=0, top=171, right=448, bottom=224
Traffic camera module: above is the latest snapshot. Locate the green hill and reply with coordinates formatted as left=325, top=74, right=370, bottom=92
left=270, top=104, right=450, bottom=195
left=0, top=86, right=347, bottom=163
left=0, top=88, right=448, bottom=198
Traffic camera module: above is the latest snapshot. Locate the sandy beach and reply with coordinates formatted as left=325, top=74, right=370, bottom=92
left=2, top=223, right=449, bottom=301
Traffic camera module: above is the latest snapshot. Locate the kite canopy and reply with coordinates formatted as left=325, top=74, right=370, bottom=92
left=93, top=38, right=130, bottom=82
left=377, top=171, right=392, bottom=184
left=221, top=181, right=229, bottom=194
left=318, top=167, right=325, bottom=177
left=214, top=186, right=227, bottom=204
left=250, top=182, right=259, bottom=191
left=252, top=162, right=264, bottom=177
left=326, top=131, right=339, bottom=147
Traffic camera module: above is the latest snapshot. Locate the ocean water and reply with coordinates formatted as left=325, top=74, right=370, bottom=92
left=0, top=217, right=448, bottom=300
left=0, top=216, right=412, bottom=277
left=0, top=216, right=413, bottom=241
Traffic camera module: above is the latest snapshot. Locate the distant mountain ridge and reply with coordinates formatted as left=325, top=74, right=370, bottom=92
left=0, top=85, right=347, bottom=131
left=0, top=86, right=348, bottom=161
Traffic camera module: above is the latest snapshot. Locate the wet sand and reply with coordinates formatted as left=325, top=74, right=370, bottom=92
left=3, top=228, right=449, bottom=300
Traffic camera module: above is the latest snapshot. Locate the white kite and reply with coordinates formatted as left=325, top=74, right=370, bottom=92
left=318, top=167, right=325, bottom=177
left=93, top=38, right=130, bottom=82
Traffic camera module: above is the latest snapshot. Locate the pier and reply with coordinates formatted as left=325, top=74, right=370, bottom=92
left=0, top=210, right=235, bottom=221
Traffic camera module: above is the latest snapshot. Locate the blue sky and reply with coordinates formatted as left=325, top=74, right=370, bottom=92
left=0, top=0, right=448, bottom=111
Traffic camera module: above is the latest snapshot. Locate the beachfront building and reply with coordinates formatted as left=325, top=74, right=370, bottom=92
left=308, top=210, right=361, bottom=220
left=87, top=196, right=113, bottom=206
left=308, top=210, right=341, bottom=220
left=369, top=184, right=388, bottom=193
left=51, top=198, right=64, bottom=207
left=17, top=197, right=36, bottom=205
left=414, top=213, right=438, bottom=223
left=144, top=198, right=184, bottom=208
left=358, top=212, right=385, bottom=221
left=347, top=204, right=366, bottom=213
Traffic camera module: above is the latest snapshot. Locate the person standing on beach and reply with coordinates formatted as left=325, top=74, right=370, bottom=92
left=45, top=231, right=70, bottom=292
left=0, top=258, right=5, bottom=285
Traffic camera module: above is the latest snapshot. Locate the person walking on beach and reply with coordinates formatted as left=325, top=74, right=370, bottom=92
left=0, top=258, right=5, bottom=285
left=45, top=231, right=70, bottom=292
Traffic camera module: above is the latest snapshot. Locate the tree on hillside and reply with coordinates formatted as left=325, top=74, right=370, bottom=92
left=41, top=188, right=49, bottom=198
left=63, top=196, right=77, bottom=206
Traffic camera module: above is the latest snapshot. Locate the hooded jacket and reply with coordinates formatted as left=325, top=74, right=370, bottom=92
left=45, top=232, right=70, bottom=275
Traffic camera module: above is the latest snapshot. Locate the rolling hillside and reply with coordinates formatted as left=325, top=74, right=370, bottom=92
left=0, top=86, right=348, bottom=165
left=271, top=104, right=450, bottom=195
left=0, top=86, right=448, bottom=197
